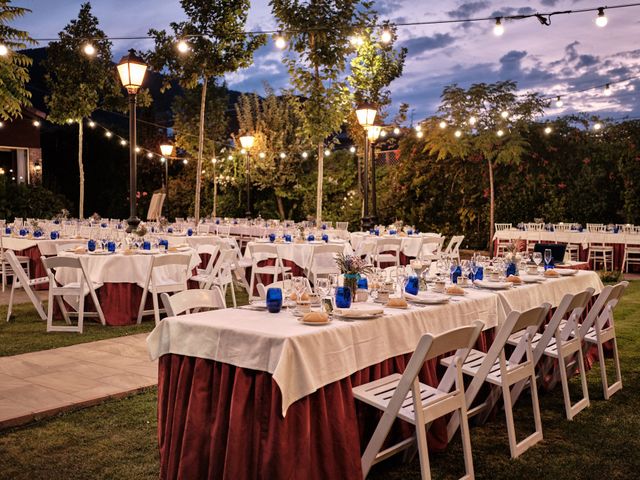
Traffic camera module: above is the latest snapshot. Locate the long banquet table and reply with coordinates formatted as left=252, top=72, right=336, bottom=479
left=147, top=271, right=603, bottom=479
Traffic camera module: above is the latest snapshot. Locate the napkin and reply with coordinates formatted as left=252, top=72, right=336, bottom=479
left=333, top=306, right=384, bottom=317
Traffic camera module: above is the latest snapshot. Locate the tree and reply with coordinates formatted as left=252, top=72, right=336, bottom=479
left=43, top=3, right=122, bottom=218
left=146, top=0, right=265, bottom=223
left=0, top=1, right=35, bottom=120
left=422, top=81, right=548, bottom=249
left=271, top=0, right=372, bottom=224
left=235, top=86, right=312, bottom=219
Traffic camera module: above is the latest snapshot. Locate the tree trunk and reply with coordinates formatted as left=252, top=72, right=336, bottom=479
left=316, top=142, right=323, bottom=225
left=78, top=120, right=84, bottom=219
left=488, top=158, right=495, bottom=255
left=211, top=152, right=217, bottom=218
left=194, top=76, right=208, bottom=224
left=276, top=195, right=286, bottom=220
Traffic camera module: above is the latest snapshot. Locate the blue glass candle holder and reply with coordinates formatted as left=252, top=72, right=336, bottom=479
left=335, top=286, right=352, bottom=309
left=407, top=229, right=414, bottom=235
left=101, top=222, right=108, bottom=228
left=87, top=239, right=96, bottom=252
left=143, top=241, right=151, bottom=250
left=268, top=233, right=276, bottom=242
left=369, top=229, right=375, bottom=235
left=50, top=231, right=58, bottom=240
left=168, top=227, right=173, bottom=233
left=450, top=265, right=462, bottom=284
left=475, top=266, right=484, bottom=280
left=307, top=234, right=315, bottom=242
left=266, top=287, right=283, bottom=313
left=107, top=241, right=116, bottom=253
left=322, top=234, right=329, bottom=243
left=187, top=228, right=193, bottom=236
left=405, top=275, right=419, bottom=295
left=389, top=229, right=397, bottom=235
left=506, top=262, right=517, bottom=277
left=322, top=224, right=327, bottom=230
left=159, top=239, right=169, bottom=250
left=33, top=230, right=42, bottom=238
left=357, top=277, right=369, bottom=290
left=5, top=227, right=11, bottom=235
left=284, top=234, right=292, bottom=242
left=19, top=229, right=27, bottom=236
left=374, top=229, right=380, bottom=236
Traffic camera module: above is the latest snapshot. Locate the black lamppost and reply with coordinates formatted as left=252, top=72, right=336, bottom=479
left=117, top=49, right=148, bottom=232
left=356, top=103, right=377, bottom=231
left=367, top=124, right=382, bottom=224
left=239, top=134, right=255, bottom=218
left=160, top=142, right=174, bottom=218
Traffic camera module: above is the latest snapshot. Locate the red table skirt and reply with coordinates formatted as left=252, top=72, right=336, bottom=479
left=157, top=331, right=494, bottom=480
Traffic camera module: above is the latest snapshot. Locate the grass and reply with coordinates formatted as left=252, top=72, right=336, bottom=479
left=0, top=287, right=248, bottom=357
left=0, top=282, right=637, bottom=479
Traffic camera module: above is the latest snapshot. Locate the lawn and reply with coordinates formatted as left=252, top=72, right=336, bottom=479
left=0, top=281, right=637, bottom=479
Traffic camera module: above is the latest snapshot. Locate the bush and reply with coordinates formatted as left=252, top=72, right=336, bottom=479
left=0, top=180, right=69, bottom=221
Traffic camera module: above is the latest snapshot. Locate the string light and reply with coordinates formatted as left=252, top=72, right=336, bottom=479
left=324, top=149, right=331, bottom=156
left=500, top=110, right=509, bottom=119
left=454, top=130, right=462, bottom=138
left=349, top=146, right=356, bottom=153
left=493, top=18, right=505, bottom=36
left=258, top=152, right=266, bottom=158
left=349, top=35, right=364, bottom=47
left=544, top=126, right=552, bottom=135
left=596, top=7, right=608, bottom=27
left=468, top=116, right=477, bottom=126
left=183, top=159, right=188, bottom=164
left=416, top=131, right=424, bottom=138
left=88, top=120, right=96, bottom=128
left=32, top=120, right=40, bottom=127
left=83, top=43, right=96, bottom=56
left=496, top=129, right=505, bottom=137
left=135, top=146, right=141, bottom=153
left=279, top=152, right=286, bottom=159
left=274, top=33, right=287, bottom=49
left=240, top=148, right=246, bottom=154
left=393, top=127, right=400, bottom=135
left=0, top=44, right=8, bottom=56
left=105, top=131, right=112, bottom=138
left=380, top=130, right=387, bottom=138
left=160, top=157, right=166, bottom=163
left=593, top=122, right=603, bottom=131
left=438, top=121, right=446, bottom=129
left=555, top=96, right=564, bottom=107
left=380, top=29, right=392, bottom=43
left=120, top=139, right=127, bottom=146
left=302, top=151, right=308, bottom=159
left=0, top=122, right=3, bottom=128
left=416, top=124, right=423, bottom=132
left=604, top=83, right=612, bottom=96
left=177, top=40, right=190, bottom=53
left=227, top=155, right=233, bottom=160
left=147, top=152, right=153, bottom=158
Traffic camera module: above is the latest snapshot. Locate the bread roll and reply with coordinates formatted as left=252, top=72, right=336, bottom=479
left=302, top=312, right=329, bottom=323
left=544, top=269, right=559, bottom=277
left=386, top=297, right=408, bottom=308
left=507, top=275, right=522, bottom=284
left=446, top=285, right=465, bottom=295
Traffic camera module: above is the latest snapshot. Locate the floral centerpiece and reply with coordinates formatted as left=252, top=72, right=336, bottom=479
left=503, top=239, right=523, bottom=276
left=133, top=223, right=148, bottom=237
left=335, top=253, right=372, bottom=300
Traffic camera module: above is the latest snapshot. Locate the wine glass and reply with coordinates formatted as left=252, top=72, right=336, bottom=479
left=532, top=252, right=542, bottom=270
left=315, top=278, right=330, bottom=311
left=544, top=248, right=552, bottom=269
left=282, top=273, right=293, bottom=309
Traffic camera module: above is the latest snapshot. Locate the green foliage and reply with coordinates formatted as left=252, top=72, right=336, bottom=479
left=0, top=1, right=35, bottom=120
left=0, top=180, right=69, bottom=220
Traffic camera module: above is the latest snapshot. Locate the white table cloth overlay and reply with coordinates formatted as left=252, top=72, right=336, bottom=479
left=147, top=272, right=601, bottom=416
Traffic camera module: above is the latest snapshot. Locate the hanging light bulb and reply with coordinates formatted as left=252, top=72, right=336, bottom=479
left=302, top=151, right=308, bottom=159
left=493, top=18, right=505, bottom=36
left=416, top=131, right=424, bottom=139
left=32, top=120, right=41, bottom=127
left=604, top=83, right=612, bottom=96
left=160, top=157, right=166, bottom=163
left=438, top=121, right=446, bottom=129
left=183, top=159, right=188, bottom=165
left=147, top=152, right=153, bottom=159
left=0, top=122, right=4, bottom=128
left=595, top=7, right=608, bottom=27
left=555, top=96, right=564, bottom=108
left=135, top=146, right=141, bottom=153
left=380, top=130, right=387, bottom=138
left=0, top=44, right=9, bottom=56
left=468, top=116, right=477, bottom=126
left=544, top=126, right=552, bottom=135
left=120, top=139, right=127, bottom=146
left=105, top=131, right=112, bottom=138
left=500, top=110, right=509, bottom=119
left=349, top=35, right=364, bottom=47
left=240, top=148, right=247, bottom=154
left=454, top=130, right=462, bottom=138
left=258, top=152, right=266, bottom=159
left=380, top=29, right=392, bottom=43
left=593, top=122, right=603, bottom=131
left=177, top=40, right=190, bottom=53
left=324, top=149, right=331, bottom=156
left=274, top=33, right=287, bottom=50
left=496, top=129, right=505, bottom=137
left=349, top=146, right=356, bottom=153
left=83, top=43, right=96, bottom=56
left=88, top=120, right=96, bottom=128
left=393, top=127, right=400, bottom=135
left=279, top=152, right=286, bottom=159
left=227, top=155, right=233, bottom=160
left=415, top=124, right=423, bottom=132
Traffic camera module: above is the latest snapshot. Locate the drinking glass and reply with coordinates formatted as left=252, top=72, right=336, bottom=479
left=533, top=252, right=542, bottom=268
left=315, top=278, right=330, bottom=312
left=544, top=248, right=553, bottom=269
left=293, top=276, right=306, bottom=301
left=335, top=286, right=352, bottom=309
left=266, top=288, right=283, bottom=313
left=282, top=273, right=293, bottom=309
left=328, top=273, right=339, bottom=296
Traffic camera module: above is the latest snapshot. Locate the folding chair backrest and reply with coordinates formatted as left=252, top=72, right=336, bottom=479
left=578, top=284, right=615, bottom=339
left=196, top=244, right=220, bottom=274
left=249, top=243, right=279, bottom=258
left=556, top=288, right=595, bottom=342
left=336, top=222, right=349, bottom=231
left=376, top=237, right=402, bottom=252
left=495, top=223, right=512, bottom=231
left=421, top=237, right=445, bottom=255
left=595, top=281, right=628, bottom=332
left=42, top=255, right=88, bottom=288
left=161, top=287, right=225, bottom=316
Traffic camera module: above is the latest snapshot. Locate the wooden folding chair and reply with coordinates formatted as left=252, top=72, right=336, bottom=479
left=354, top=321, right=484, bottom=479
left=508, top=289, right=594, bottom=420
left=5, top=250, right=47, bottom=322
left=161, top=287, right=225, bottom=317
left=442, top=305, right=550, bottom=458
left=137, top=254, right=190, bottom=325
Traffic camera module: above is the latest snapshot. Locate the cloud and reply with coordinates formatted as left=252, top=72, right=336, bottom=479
left=447, top=2, right=490, bottom=19
left=400, top=33, right=456, bottom=55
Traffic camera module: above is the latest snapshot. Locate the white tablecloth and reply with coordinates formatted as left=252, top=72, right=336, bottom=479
left=56, top=249, right=200, bottom=288
left=494, top=229, right=633, bottom=249
left=245, top=240, right=353, bottom=269
left=147, top=271, right=602, bottom=416
left=1, top=236, right=88, bottom=256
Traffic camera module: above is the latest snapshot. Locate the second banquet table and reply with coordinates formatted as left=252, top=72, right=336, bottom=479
left=56, top=248, right=201, bottom=325
left=147, top=270, right=603, bottom=479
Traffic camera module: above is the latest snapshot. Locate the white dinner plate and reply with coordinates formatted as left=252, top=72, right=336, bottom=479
left=404, top=293, right=450, bottom=304
left=88, top=250, right=113, bottom=255
left=298, top=319, right=332, bottom=326
left=333, top=307, right=384, bottom=320
left=519, top=274, right=543, bottom=283
left=138, top=249, right=161, bottom=255
left=474, top=280, right=512, bottom=290
left=556, top=269, right=579, bottom=276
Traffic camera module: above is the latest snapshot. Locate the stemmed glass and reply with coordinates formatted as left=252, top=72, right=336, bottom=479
left=460, top=260, right=470, bottom=282
left=315, top=278, right=330, bottom=312
left=293, top=276, right=306, bottom=301
left=282, top=273, right=293, bottom=310
left=544, top=248, right=552, bottom=269
left=533, top=252, right=543, bottom=270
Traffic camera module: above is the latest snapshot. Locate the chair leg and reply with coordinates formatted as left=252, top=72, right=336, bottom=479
left=137, top=288, right=149, bottom=324
left=77, top=294, right=84, bottom=334
left=152, top=291, right=160, bottom=325
left=599, top=336, right=623, bottom=400
left=46, top=291, right=54, bottom=332
left=230, top=282, right=237, bottom=308
left=6, top=283, right=16, bottom=322
left=458, top=399, right=475, bottom=479
left=411, top=380, right=432, bottom=480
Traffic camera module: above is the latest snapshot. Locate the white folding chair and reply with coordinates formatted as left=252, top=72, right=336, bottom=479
left=5, top=250, right=47, bottom=322
left=137, top=254, right=191, bottom=325
left=443, top=235, right=464, bottom=263
left=495, top=223, right=512, bottom=231
left=201, top=248, right=237, bottom=307
left=336, top=221, right=349, bottom=231
left=355, top=239, right=376, bottom=264
left=354, top=321, right=484, bottom=480
left=306, top=243, right=343, bottom=286
left=622, top=232, right=640, bottom=272
left=373, top=238, right=402, bottom=268
left=256, top=277, right=312, bottom=300
left=0, top=236, right=31, bottom=292
left=581, top=281, right=627, bottom=400
left=41, top=255, right=106, bottom=333
left=192, top=244, right=220, bottom=283
left=441, top=304, right=550, bottom=458
left=418, top=237, right=445, bottom=263
left=586, top=232, right=614, bottom=270
left=507, top=289, right=594, bottom=420
left=247, top=243, right=291, bottom=301
left=161, top=287, right=226, bottom=317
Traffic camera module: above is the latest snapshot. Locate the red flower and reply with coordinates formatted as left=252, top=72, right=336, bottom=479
left=142, top=191, right=148, bottom=197
left=136, top=191, right=141, bottom=198
left=583, top=158, right=591, bottom=165
left=557, top=182, right=567, bottom=189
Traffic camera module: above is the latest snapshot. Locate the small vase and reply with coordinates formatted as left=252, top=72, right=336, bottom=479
left=506, top=262, right=517, bottom=277
left=343, top=273, right=360, bottom=301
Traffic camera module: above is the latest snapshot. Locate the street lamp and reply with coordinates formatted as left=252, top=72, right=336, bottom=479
left=355, top=102, right=377, bottom=231
left=117, top=49, right=148, bottom=232
left=159, top=142, right=174, bottom=218
left=367, top=125, right=382, bottom=222
left=239, top=134, right=255, bottom=217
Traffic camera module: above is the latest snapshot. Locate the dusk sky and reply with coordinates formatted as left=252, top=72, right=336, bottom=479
left=14, top=0, right=640, bottom=122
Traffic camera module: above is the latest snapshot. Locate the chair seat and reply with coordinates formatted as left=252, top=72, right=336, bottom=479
left=625, top=247, right=640, bottom=254
left=191, top=274, right=210, bottom=283
left=376, top=254, right=398, bottom=262
left=352, top=373, right=455, bottom=425
left=253, top=265, right=292, bottom=274
left=583, top=325, right=615, bottom=344
left=441, top=349, right=528, bottom=386
left=236, top=258, right=253, bottom=268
